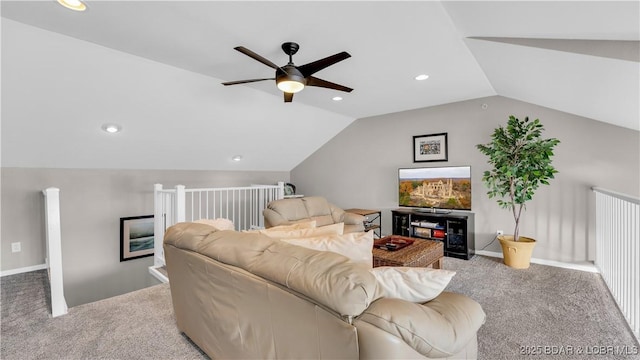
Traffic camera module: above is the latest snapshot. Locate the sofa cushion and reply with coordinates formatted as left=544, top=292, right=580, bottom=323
left=310, top=214, right=335, bottom=227
left=301, top=197, right=339, bottom=226
left=193, top=218, right=235, bottom=231
left=242, top=220, right=317, bottom=234
left=302, top=197, right=332, bottom=217
left=371, top=267, right=456, bottom=303
left=281, top=231, right=374, bottom=267
left=266, top=198, right=309, bottom=220
left=265, top=220, right=317, bottom=230
left=355, top=292, right=486, bottom=358
left=248, top=242, right=378, bottom=316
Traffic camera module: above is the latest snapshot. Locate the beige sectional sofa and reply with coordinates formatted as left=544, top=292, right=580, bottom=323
left=164, top=222, right=485, bottom=359
left=263, top=196, right=366, bottom=233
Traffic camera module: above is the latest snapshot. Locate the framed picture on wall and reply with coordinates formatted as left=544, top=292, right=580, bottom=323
left=120, top=215, right=154, bottom=261
left=413, top=133, right=448, bottom=162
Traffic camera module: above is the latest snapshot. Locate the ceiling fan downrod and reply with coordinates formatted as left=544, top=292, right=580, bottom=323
left=281, top=42, right=299, bottom=64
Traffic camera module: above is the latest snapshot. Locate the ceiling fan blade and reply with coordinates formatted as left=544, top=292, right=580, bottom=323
left=298, top=51, right=351, bottom=77
left=234, top=46, right=279, bottom=69
left=306, top=76, right=353, bottom=93
left=222, top=78, right=274, bottom=86
left=284, top=92, right=294, bottom=103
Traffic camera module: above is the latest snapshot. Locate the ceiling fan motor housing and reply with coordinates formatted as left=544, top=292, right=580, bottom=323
left=276, top=65, right=306, bottom=90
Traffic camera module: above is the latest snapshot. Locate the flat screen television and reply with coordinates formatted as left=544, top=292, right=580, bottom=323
left=398, top=166, right=472, bottom=211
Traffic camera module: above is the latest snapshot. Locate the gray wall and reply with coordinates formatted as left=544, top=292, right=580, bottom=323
left=1, top=168, right=288, bottom=306
left=291, top=96, right=639, bottom=263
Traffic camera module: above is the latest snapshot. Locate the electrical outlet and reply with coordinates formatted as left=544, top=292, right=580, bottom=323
left=11, top=242, right=21, bottom=253
left=496, top=230, right=504, bottom=236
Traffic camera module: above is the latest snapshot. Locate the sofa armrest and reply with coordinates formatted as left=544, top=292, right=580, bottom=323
left=343, top=212, right=365, bottom=226
left=329, top=205, right=365, bottom=226
left=354, top=292, right=485, bottom=358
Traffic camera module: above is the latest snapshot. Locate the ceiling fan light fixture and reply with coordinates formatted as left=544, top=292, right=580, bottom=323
left=276, top=65, right=306, bottom=94
left=277, top=80, right=305, bottom=93
left=57, top=0, right=87, bottom=11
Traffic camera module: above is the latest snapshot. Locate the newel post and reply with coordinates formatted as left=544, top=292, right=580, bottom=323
left=175, top=185, right=186, bottom=223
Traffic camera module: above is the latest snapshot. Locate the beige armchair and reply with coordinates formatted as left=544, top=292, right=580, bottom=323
left=263, top=196, right=365, bottom=233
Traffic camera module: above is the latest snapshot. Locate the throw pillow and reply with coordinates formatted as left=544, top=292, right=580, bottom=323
left=193, top=218, right=235, bottom=231
left=370, top=267, right=456, bottom=303
left=246, top=220, right=317, bottom=233
left=257, top=222, right=344, bottom=239
left=281, top=230, right=374, bottom=267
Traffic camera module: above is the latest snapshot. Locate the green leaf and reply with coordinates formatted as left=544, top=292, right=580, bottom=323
left=476, top=115, right=559, bottom=231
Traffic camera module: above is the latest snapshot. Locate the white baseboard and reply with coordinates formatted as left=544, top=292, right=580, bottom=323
left=475, top=250, right=599, bottom=273
left=0, top=263, right=48, bottom=277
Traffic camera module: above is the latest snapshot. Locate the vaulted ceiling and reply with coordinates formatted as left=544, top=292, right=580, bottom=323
left=2, top=1, right=638, bottom=171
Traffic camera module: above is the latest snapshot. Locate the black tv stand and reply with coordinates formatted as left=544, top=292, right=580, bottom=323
left=391, top=209, right=474, bottom=260
left=413, top=208, right=452, bottom=214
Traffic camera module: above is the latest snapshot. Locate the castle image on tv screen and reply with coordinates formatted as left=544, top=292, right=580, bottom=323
left=399, top=166, right=471, bottom=210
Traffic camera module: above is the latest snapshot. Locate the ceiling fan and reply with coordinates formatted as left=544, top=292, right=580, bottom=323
left=222, top=42, right=353, bottom=103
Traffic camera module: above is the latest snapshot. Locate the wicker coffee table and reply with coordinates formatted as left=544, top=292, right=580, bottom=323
left=372, top=235, right=444, bottom=269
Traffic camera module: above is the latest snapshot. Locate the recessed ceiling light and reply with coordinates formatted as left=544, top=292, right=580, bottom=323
left=232, top=155, right=243, bottom=162
left=415, top=74, right=430, bottom=81
left=332, top=96, right=343, bottom=101
left=57, top=0, right=87, bottom=11
left=101, top=124, right=121, bottom=134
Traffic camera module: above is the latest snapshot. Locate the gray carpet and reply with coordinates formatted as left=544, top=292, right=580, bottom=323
left=443, top=256, right=640, bottom=359
left=1, top=256, right=638, bottom=359
left=1, top=270, right=207, bottom=360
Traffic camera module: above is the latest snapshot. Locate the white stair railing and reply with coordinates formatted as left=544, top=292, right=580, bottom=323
left=593, top=187, right=639, bottom=340
left=152, top=182, right=284, bottom=271
left=42, top=188, right=68, bottom=317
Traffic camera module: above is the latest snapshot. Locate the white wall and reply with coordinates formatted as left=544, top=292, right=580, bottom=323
left=1, top=168, right=288, bottom=306
left=291, top=96, right=640, bottom=263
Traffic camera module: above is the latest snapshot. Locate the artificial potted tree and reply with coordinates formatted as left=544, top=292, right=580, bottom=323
left=476, top=115, right=560, bottom=269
